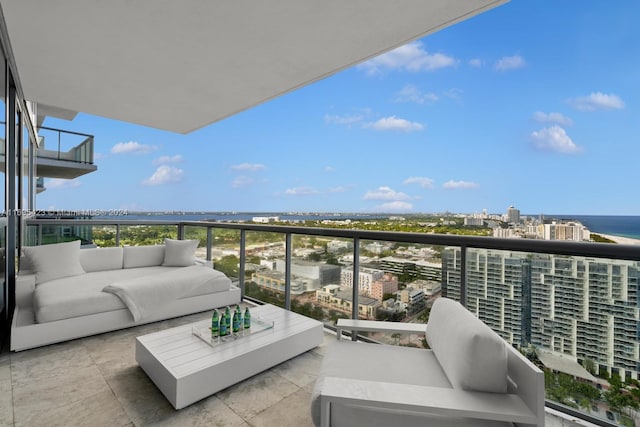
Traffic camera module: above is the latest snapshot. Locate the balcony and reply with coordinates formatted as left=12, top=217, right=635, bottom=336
left=5, top=217, right=640, bottom=426
left=0, top=311, right=591, bottom=427
left=34, top=126, right=97, bottom=179
left=0, top=125, right=97, bottom=181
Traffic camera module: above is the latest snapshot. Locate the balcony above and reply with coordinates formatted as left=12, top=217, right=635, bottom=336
left=32, top=144, right=97, bottom=179
left=0, top=0, right=507, bottom=133
left=0, top=126, right=97, bottom=179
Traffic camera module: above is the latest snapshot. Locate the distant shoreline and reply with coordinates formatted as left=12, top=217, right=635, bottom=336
left=595, top=233, right=640, bottom=245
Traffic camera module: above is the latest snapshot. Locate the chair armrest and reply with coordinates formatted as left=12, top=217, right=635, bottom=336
left=318, top=376, right=538, bottom=427
left=335, top=319, right=426, bottom=340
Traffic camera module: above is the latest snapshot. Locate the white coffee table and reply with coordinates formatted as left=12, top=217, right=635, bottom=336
left=135, top=304, right=324, bottom=409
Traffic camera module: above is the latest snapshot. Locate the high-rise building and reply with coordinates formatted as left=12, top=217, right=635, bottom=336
left=506, top=205, right=520, bottom=224
left=543, top=222, right=590, bottom=242
left=442, top=248, right=640, bottom=380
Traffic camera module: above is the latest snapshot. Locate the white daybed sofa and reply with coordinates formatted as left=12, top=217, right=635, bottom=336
left=11, top=239, right=241, bottom=351
left=311, top=297, right=544, bottom=427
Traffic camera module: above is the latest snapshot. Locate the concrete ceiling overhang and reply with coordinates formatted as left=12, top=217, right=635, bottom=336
left=0, top=0, right=507, bottom=134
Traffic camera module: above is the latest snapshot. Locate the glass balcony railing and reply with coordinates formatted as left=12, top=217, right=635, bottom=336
left=36, top=126, right=95, bottom=164
left=21, top=218, right=640, bottom=427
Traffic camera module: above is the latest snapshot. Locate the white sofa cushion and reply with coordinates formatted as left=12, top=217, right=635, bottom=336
left=23, top=240, right=86, bottom=285
left=80, top=247, right=124, bottom=272
left=426, top=298, right=508, bottom=394
left=123, top=245, right=165, bottom=268
left=33, top=265, right=231, bottom=323
left=163, top=238, right=199, bottom=267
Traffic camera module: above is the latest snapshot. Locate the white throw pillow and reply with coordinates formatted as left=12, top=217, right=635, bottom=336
left=80, top=247, right=124, bottom=272
left=22, top=240, right=86, bottom=284
left=162, top=238, right=199, bottom=267
left=123, top=245, right=165, bottom=268
left=426, top=297, right=508, bottom=393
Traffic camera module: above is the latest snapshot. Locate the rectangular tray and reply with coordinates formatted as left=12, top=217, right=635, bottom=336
left=192, top=316, right=274, bottom=347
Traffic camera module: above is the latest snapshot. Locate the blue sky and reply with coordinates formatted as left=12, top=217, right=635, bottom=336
left=40, top=1, right=640, bottom=215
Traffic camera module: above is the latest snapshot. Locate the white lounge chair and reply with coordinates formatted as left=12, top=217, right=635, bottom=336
left=310, top=297, right=544, bottom=427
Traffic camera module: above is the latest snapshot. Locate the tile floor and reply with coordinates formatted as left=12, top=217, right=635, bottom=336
left=0, top=310, right=598, bottom=427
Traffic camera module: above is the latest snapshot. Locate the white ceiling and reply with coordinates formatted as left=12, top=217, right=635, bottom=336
left=1, top=0, right=506, bottom=134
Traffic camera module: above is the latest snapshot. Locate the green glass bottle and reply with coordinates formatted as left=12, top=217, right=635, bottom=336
left=211, top=309, right=220, bottom=338
left=219, top=312, right=228, bottom=337
left=243, top=307, right=251, bottom=330
left=232, top=305, right=241, bottom=334
left=224, top=306, right=231, bottom=331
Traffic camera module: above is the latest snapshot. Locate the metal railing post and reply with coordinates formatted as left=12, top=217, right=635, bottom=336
left=206, top=227, right=212, bottom=261
left=239, top=229, right=246, bottom=300
left=351, top=237, right=360, bottom=341
left=177, top=223, right=185, bottom=240
left=460, top=244, right=467, bottom=307
left=285, top=233, right=292, bottom=310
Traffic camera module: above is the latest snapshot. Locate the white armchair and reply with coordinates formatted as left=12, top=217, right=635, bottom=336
left=310, top=297, right=544, bottom=427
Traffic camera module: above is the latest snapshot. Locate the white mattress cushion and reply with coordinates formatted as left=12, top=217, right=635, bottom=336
left=163, top=238, right=199, bottom=266
left=23, top=240, right=85, bottom=285
left=80, top=247, right=124, bottom=272
left=33, top=266, right=231, bottom=323
left=123, top=245, right=165, bottom=268
left=426, top=298, right=508, bottom=393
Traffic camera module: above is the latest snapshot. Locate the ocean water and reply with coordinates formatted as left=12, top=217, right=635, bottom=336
left=96, top=212, right=640, bottom=240
left=107, top=212, right=383, bottom=222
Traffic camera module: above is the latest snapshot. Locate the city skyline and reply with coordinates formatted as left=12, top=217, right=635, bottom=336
left=39, top=1, right=639, bottom=215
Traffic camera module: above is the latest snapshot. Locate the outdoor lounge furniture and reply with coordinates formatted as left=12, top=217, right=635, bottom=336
left=136, top=304, right=324, bottom=409
left=11, top=239, right=241, bottom=351
left=310, top=297, right=544, bottom=427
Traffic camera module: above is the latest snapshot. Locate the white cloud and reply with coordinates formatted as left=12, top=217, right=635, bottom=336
left=468, top=58, right=483, bottom=68
left=324, top=114, right=364, bottom=126
left=111, top=141, right=158, bottom=154
left=363, top=186, right=411, bottom=201
left=324, top=166, right=334, bottom=172
left=530, top=126, right=582, bottom=154
left=152, top=155, right=183, bottom=165
left=231, top=176, right=254, bottom=188
left=403, top=177, right=435, bottom=189
left=142, top=165, right=184, bottom=185
left=285, top=186, right=320, bottom=196
left=230, top=163, right=266, bottom=171
left=494, top=55, right=526, bottom=71
left=373, top=201, right=414, bottom=212
left=443, top=88, right=464, bottom=100
left=569, top=92, right=625, bottom=111
left=284, top=186, right=346, bottom=196
left=442, top=180, right=479, bottom=189
left=394, top=85, right=438, bottom=104
left=94, top=152, right=107, bottom=160
left=532, top=112, right=573, bottom=126
left=357, top=42, right=456, bottom=75
left=47, top=179, right=81, bottom=190
left=365, top=116, right=424, bottom=132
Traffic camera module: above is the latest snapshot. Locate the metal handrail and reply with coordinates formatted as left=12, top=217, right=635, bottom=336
left=36, top=125, right=95, bottom=164
left=23, top=218, right=640, bottom=261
